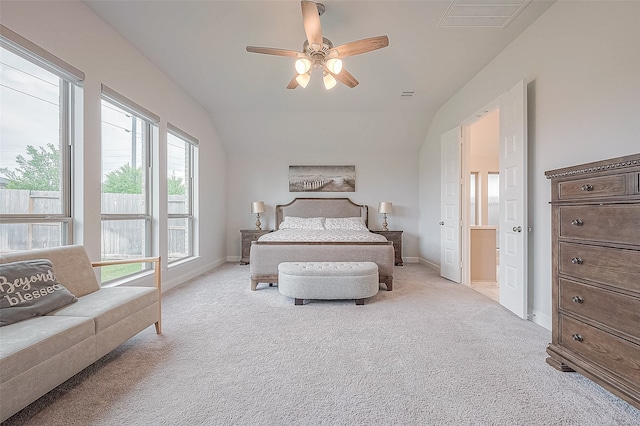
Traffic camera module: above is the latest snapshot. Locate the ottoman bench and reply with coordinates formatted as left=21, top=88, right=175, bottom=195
left=277, top=261, right=379, bottom=305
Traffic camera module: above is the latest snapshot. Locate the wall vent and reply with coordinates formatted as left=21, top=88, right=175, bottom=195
left=438, top=0, right=531, bottom=29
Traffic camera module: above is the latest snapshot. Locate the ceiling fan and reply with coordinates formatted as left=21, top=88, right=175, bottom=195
left=246, top=1, right=389, bottom=90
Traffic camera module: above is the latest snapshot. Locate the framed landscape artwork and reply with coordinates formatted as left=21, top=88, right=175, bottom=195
left=289, top=165, right=355, bottom=192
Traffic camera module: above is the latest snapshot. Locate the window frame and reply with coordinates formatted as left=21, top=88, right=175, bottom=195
left=0, top=25, right=82, bottom=250
left=100, top=85, right=158, bottom=282
left=167, top=123, right=198, bottom=264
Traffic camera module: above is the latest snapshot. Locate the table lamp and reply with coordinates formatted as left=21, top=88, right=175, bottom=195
left=378, top=202, right=393, bottom=231
left=251, top=201, right=266, bottom=230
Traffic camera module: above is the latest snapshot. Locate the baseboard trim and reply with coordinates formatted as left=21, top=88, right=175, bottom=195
left=163, top=257, right=226, bottom=292
left=418, top=257, right=440, bottom=272
left=529, top=308, right=552, bottom=331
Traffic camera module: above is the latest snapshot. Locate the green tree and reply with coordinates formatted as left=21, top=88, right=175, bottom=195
left=102, top=163, right=142, bottom=194
left=168, top=172, right=185, bottom=195
left=0, top=143, right=60, bottom=191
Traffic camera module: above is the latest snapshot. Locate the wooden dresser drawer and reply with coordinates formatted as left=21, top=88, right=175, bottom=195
left=559, top=242, right=640, bottom=293
left=559, top=278, right=640, bottom=340
left=559, top=205, right=640, bottom=245
left=560, top=315, right=640, bottom=384
left=558, top=174, right=627, bottom=200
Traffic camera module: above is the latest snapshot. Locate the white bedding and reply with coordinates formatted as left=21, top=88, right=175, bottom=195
left=258, top=229, right=387, bottom=243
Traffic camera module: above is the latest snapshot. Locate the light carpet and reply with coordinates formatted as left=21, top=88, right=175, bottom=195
left=3, top=263, right=640, bottom=425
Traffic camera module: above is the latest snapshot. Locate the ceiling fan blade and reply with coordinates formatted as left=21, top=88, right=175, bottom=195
left=246, top=46, right=301, bottom=58
left=287, top=75, right=300, bottom=90
left=329, top=35, right=389, bottom=58
left=327, top=67, right=359, bottom=88
left=301, top=1, right=323, bottom=51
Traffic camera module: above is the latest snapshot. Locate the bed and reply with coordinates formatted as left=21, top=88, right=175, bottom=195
left=249, top=198, right=395, bottom=291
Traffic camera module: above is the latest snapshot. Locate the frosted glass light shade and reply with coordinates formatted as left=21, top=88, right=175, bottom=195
left=323, top=72, right=337, bottom=90
left=251, top=201, right=266, bottom=214
left=326, top=58, right=342, bottom=74
left=378, top=202, right=393, bottom=214
left=295, top=73, right=310, bottom=88
left=295, top=58, right=311, bottom=74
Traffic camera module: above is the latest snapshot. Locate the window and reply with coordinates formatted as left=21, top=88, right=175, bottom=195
left=469, top=172, right=478, bottom=226
left=167, top=124, right=197, bottom=263
left=487, top=172, right=500, bottom=227
left=0, top=25, right=83, bottom=252
left=100, top=85, right=158, bottom=283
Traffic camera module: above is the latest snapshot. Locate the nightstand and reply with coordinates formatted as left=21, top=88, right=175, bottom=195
left=240, top=229, right=272, bottom=264
left=371, top=230, right=403, bottom=266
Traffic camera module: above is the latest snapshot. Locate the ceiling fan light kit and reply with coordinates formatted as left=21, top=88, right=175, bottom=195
left=326, top=58, right=342, bottom=74
left=246, top=1, right=389, bottom=90
left=323, top=72, right=337, bottom=90
left=295, top=72, right=311, bottom=88
left=295, top=58, right=312, bottom=74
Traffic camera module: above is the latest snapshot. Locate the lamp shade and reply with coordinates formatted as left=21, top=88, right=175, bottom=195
left=326, top=58, right=343, bottom=74
left=295, top=72, right=310, bottom=88
left=251, top=201, right=266, bottom=214
left=323, top=72, right=337, bottom=90
left=295, top=58, right=311, bottom=74
left=378, top=202, right=393, bottom=214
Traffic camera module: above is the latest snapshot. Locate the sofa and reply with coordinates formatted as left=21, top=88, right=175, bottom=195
left=0, top=245, right=161, bottom=422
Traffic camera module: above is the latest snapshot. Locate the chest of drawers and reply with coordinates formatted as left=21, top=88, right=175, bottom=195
left=545, top=154, right=640, bottom=409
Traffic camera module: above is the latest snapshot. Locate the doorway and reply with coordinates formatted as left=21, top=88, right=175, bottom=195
left=466, top=109, right=500, bottom=302
left=447, top=80, right=528, bottom=319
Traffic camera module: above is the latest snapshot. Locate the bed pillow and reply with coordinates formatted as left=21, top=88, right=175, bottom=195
left=279, top=216, right=326, bottom=230
left=324, top=217, right=369, bottom=231
left=0, top=259, right=78, bottom=327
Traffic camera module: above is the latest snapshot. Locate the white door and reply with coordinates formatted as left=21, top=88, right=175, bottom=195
left=440, top=127, right=462, bottom=282
left=498, top=80, right=528, bottom=318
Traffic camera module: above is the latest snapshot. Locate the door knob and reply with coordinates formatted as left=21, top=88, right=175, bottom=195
left=439, top=221, right=445, bottom=226
left=512, top=226, right=522, bottom=232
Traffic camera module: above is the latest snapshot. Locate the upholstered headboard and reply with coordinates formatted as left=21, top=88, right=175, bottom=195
left=275, top=198, right=368, bottom=230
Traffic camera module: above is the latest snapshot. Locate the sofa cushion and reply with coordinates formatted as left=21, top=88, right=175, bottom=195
left=49, top=286, right=158, bottom=334
left=0, top=245, right=100, bottom=298
left=0, top=260, right=78, bottom=327
left=0, top=315, right=95, bottom=384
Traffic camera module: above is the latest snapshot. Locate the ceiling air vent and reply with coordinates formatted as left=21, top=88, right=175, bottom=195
left=400, top=91, right=416, bottom=99
left=438, top=0, right=531, bottom=29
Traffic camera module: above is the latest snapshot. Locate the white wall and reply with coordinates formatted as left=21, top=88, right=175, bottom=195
left=226, top=152, right=420, bottom=264
left=418, top=1, right=640, bottom=329
left=223, top=110, right=422, bottom=263
left=0, top=1, right=228, bottom=290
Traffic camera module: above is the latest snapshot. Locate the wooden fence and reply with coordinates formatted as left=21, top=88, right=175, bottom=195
left=0, top=189, right=187, bottom=256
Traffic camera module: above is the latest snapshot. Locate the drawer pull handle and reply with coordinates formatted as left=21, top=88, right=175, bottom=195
left=572, top=296, right=583, bottom=303
left=572, top=334, right=584, bottom=342
left=571, top=257, right=583, bottom=265
left=581, top=184, right=594, bottom=191
left=571, top=219, right=584, bottom=226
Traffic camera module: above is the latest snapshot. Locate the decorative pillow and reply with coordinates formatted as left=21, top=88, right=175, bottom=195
left=324, top=217, right=369, bottom=231
left=279, top=216, right=325, bottom=230
left=0, top=259, right=78, bottom=327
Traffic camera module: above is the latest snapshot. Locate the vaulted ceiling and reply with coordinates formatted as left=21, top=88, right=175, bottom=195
left=85, top=1, right=554, bottom=154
